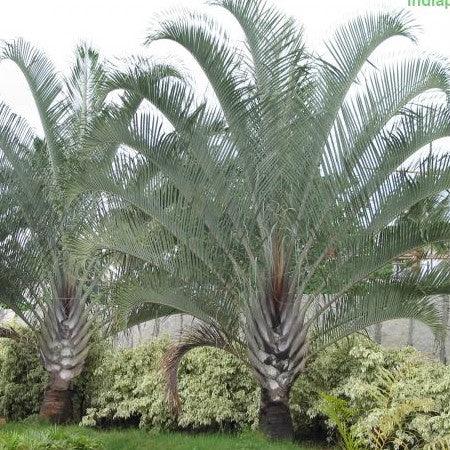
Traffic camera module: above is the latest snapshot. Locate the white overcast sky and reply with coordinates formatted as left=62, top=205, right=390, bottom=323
left=0, top=0, right=449, bottom=132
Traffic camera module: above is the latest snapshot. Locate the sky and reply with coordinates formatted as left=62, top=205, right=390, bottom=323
left=0, top=0, right=449, bottom=132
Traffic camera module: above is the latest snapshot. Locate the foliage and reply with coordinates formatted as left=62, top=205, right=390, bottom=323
left=317, top=393, right=363, bottom=450
left=72, top=327, right=108, bottom=420
left=80, top=335, right=450, bottom=448
left=177, top=345, right=259, bottom=429
left=423, top=436, right=450, bottom=450
left=82, top=337, right=259, bottom=431
left=302, top=337, right=450, bottom=449
left=290, top=337, right=363, bottom=437
left=81, top=338, right=173, bottom=430
left=0, top=328, right=48, bottom=420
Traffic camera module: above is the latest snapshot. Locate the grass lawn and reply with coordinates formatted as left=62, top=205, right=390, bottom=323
left=0, top=422, right=331, bottom=450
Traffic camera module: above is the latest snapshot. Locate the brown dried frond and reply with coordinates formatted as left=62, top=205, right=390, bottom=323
left=162, top=323, right=229, bottom=416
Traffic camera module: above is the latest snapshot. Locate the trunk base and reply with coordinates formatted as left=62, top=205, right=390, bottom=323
left=39, top=387, right=73, bottom=424
left=259, top=389, right=294, bottom=441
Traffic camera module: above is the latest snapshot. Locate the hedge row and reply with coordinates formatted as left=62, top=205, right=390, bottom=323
left=1, top=332, right=450, bottom=447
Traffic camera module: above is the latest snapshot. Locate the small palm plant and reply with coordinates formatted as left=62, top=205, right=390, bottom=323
left=0, top=41, right=175, bottom=422
left=78, top=0, right=450, bottom=439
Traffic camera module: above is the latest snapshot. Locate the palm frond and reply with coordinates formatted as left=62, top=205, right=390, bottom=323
left=162, top=323, right=233, bottom=414
left=1, top=38, right=65, bottom=181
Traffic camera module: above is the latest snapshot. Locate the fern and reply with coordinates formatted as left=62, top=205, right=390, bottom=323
left=318, top=393, right=363, bottom=450
left=363, top=366, right=435, bottom=449
left=423, top=436, right=450, bottom=450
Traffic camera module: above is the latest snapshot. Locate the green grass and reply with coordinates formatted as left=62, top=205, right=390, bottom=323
left=0, top=422, right=330, bottom=450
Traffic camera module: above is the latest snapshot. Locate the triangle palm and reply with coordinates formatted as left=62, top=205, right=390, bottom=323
left=0, top=41, right=176, bottom=422
left=76, top=0, right=450, bottom=439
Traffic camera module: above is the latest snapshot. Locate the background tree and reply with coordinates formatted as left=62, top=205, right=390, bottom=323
left=76, top=0, right=450, bottom=440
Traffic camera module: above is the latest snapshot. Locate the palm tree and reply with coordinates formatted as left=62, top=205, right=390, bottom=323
left=0, top=41, right=176, bottom=422
left=77, top=0, right=450, bottom=440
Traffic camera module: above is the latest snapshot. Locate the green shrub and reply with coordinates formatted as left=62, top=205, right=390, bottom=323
left=290, top=336, right=360, bottom=437
left=0, top=328, right=48, bottom=420
left=82, top=338, right=174, bottom=430
left=342, top=346, right=450, bottom=449
left=82, top=337, right=259, bottom=431
left=302, top=337, right=450, bottom=449
left=290, top=335, right=413, bottom=437
left=177, top=346, right=259, bottom=429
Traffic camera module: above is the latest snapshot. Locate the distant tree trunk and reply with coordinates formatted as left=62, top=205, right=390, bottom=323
left=407, top=319, right=415, bottom=346
left=439, top=295, right=449, bottom=364
left=259, top=387, right=294, bottom=441
left=180, top=314, right=184, bottom=334
left=39, top=374, right=73, bottom=423
left=374, top=323, right=382, bottom=344
left=153, top=317, right=161, bottom=337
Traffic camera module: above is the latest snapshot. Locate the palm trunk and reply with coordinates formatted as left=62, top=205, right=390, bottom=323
left=259, top=387, right=294, bottom=440
left=39, top=374, right=73, bottom=423
left=245, top=288, right=308, bottom=441
left=38, top=293, right=91, bottom=423
left=247, top=314, right=306, bottom=442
